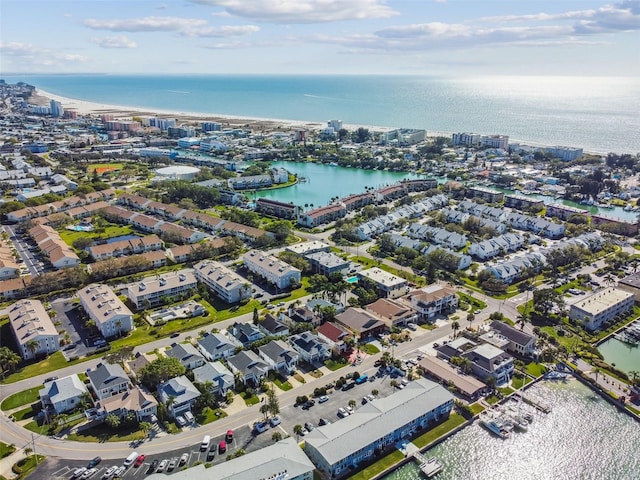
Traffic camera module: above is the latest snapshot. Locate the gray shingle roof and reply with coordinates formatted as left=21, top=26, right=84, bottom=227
left=87, top=363, right=128, bottom=391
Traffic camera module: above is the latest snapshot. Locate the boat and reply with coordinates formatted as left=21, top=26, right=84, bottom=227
left=479, top=412, right=511, bottom=439
left=614, top=332, right=639, bottom=346
left=328, top=162, right=338, bottom=167
left=504, top=407, right=529, bottom=432
left=624, top=204, right=633, bottom=211
left=544, top=371, right=570, bottom=380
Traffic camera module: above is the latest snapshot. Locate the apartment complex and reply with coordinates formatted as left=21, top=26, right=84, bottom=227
left=78, top=284, right=134, bottom=338
left=194, top=260, right=251, bottom=304
left=255, top=198, right=301, bottom=220
left=28, top=224, right=79, bottom=269
left=402, top=285, right=458, bottom=320
left=569, top=287, right=634, bottom=331
left=243, top=250, right=301, bottom=289
left=126, top=269, right=197, bottom=310
left=8, top=299, right=59, bottom=360
left=297, top=204, right=346, bottom=228
left=356, top=268, right=409, bottom=299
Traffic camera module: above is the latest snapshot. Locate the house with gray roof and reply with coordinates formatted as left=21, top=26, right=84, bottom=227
left=197, top=332, right=238, bottom=361
left=228, top=322, right=264, bottom=347
left=39, top=374, right=89, bottom=414
left=165, top=342, right=206, bottom=370
left=258, top=340, right=299, bottom=375
left=192, top=361, right=234, bottom=395
left=303, top=379, right=454, bottom=478
left=157, top=375, right=200, bottom=418
left=87, top=362, right=130, bottom=401
left=258, top=313, right=290, bottom=337
left=462, top=344, right=514, bottom=385
left=289, top=332, right=330, bottom=363
left=490, top=320, right=536, bottom=357
left=227, top=350, right=270, bottom=386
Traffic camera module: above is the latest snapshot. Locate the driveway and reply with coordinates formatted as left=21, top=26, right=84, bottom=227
left=3, top=224, right=44, bottom=276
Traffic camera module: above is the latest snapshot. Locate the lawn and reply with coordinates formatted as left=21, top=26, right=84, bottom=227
left=498, top=386, right=515, bottom=396
left=87, top=163, right=124, bottom=173
left=1, top=386, right=42, bottom=410
left=66, top=423, right=146, bottom=443
left=240, top=392, right=260, bottom=406
left=361, top=344, right=380, bottom=355
left=511, top=376, right=532, bottom=390
left=486, top=394, right=501, bottom=405
left=58, top=223, right=136, bottom=247
left=12, top=455, right=45, bottom=479
left=469, top=403, right=485, bottom=415
left=412, top=413, right=466, bottom=448
left=0, top=442, right=15, bottom=459
left=12, top=406, right=36, bottom=422
left=273, top=378, right=293, bottom=391
left=1, top=351, right=76, bottom=384
left=457, top=292, right=487, bottom=310
left=526, top=362, right=547, bottom=378
left=347, top=450, right=404, bottom=480
left=324, top=358, right=348, bottom=371
left=195, top=407, right=227, bottom=425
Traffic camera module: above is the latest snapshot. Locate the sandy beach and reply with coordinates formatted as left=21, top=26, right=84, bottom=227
left=35, top=88, right=397, bottom=135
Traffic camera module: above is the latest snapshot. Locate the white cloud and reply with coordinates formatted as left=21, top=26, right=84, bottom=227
left=83, top=16, right=208, bottom=32
left=90, top=35, right=137, bottom=49
left=184, top=25, right=259, bottom=37
left=0, top=42, right=89, bottom=66
left=190, top=0, right=398, bottom=23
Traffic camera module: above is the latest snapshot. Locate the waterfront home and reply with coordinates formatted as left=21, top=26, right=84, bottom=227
left=165, top=342, right=206, bottom=370
left=258, top=340, right=299, bottom=375
left=192, top=361, right=234, bottom=395
left=303, top=379, right=454, bottom=478
left=289, top=332, right=330, bottom=363
left=467, top=186, right=504, bottom=203
left=407, top=224, right=467, bottom=250
left=462, top=344, right=514, bottom=385
left=226, top=350, right=270, bottom=386
left=504, top=194, right=545, bottom=212
left=417, top=356, right=487, bottom=400
left=255, top=197, right=301, bottom=220
left=157, top=375, right=200, bottom=418
left=489, top=321, right=536, bottom=357
left=78, top=284, right=134, bottom=338
left=401, top=285, right=458, bottom=320
left=87, top=363, right=130, bottom=401
left=8, top=299, right=60, bottom=360
left=39, top=374, right=89, bottom=414
left=297, top=204, right=346, bottom=228
left=569, top=288, right=634, bottom=331
left=97, top=386, right=157, bottom=422
left=197, top=332, right=239, bottom=361
left=228, top=322, right=264, bottom=347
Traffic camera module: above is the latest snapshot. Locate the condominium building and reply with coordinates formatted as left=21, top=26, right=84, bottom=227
left=8, top=299, right=59, bottom=360
left=194, top=260, right=252, bottom=304
left=126, top=269, right=197, bottom=310
left=78, top=284, right=134, bottom=338
left=467, top=186, right=504, bottom=203
left=569, top=288, right=634, bottom=331
left=255, top=198, right=301, bottom=220
left=243, top=250, right=301, bottom=289
left=297, top=204, right=346, bottom=228
left=402, top=285, right=458, bottom=320
left=304, top=379, right=453, bottom=478
left=355, top=268, right=409, bottom=299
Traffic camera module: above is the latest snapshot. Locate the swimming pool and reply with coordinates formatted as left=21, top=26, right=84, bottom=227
left=66, top=225, right=94, bottom=232
left=346, top=276, right=359, bottom=284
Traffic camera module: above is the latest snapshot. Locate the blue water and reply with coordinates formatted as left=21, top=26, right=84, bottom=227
left=103, top=234, right=140, bottom=244
left=3, top=74, right=639, bottom=154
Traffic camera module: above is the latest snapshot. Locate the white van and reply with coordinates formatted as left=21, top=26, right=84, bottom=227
left=123, top=451, right=138, bottom=467
left=200, top=435, right=211, bottom=451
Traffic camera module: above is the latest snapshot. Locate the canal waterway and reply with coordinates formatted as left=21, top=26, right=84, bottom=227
left=251, top=161, right=420, bottom=207
left=597, top=337, right=640, bottom=375
left=382, top=380, right=640, bottom=480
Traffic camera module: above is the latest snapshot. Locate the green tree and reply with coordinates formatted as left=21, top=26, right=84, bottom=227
left=451, top=320, right=460, bottom=338
left=0, top=346, right=21, bottom=375
left=272, top=431, right=283, bottom=442
left=253, top=307, right=259, bottom=325
left=533, top=288, right=565, bottom=316
left=266, top=385, right=280, bottom=417
left=105, top=414, right=121, bottom=429
left=293, top=424, right=304, bottom=439
left=139, top=356, right=186, bottom=389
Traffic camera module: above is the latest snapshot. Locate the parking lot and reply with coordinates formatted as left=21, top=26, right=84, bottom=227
left=50, top=299, right=109, bottom=360
left=3, top=224, right=52, bottom=276
left=39, top=422, right=279, bottom=479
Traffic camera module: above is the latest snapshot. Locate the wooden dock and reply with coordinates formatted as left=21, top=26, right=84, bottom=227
left=412, top=452, right=443, bottom=477
left=514, top=392, right=551, bottom=413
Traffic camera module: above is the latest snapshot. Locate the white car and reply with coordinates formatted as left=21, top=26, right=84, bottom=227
left=156, top=460, right=168, bottom=473
left=179, top=453, right=189, bottom=466
left=337, top=407, right=349, bottom=417
left=269, top=416, right=281, bottom=427
left=113, top=466, right=125, bottom=478
left=101, top=466, right=118, bottom=479
left=72, top=467, right=87, bottom=478
left=176, top=415, right=187, bottom=427
left=318, top=395, right=329, bottom=403
left=80, top=468, right=97, bottom=479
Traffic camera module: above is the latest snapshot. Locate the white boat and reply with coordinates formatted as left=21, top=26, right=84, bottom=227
left=479, top=412, right=511, bottom=439
left=544, top=371, right=570, bottom=380
left=614, top=332, right=639, bottom=346
left=504, top=407, right=529, bottom=432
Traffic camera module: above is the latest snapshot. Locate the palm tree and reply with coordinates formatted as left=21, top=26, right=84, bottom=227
left=593, top=366, right=601, bottom=386
left=25, top=340, right=39, bottom=358
left=451, top=321, right=460, bottom=338
left=260, top=404, right=270, bottom=421
left=348, top=399, right=356, bottom=410
left=139, top=421, right=152, bottom=438
left=603, top=273, right=615, bottom=287
left=466, top=313, right=475, bottom=330
left=293, top=424, right=304, bottom=440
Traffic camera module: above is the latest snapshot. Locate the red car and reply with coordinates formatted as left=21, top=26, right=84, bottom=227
left=225, top=430, right=233, bottom=442
left=134, top=454, right=146, bottom=467
left=218, top=441, right=227, bottom=454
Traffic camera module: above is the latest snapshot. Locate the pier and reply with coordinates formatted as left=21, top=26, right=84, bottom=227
left=514, top=392, right=551, bottom=413
left=412, top=452, right=443, bottom=478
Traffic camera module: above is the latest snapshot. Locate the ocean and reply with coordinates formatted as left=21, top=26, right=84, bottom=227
left=3, top=74, right=639, bottom=154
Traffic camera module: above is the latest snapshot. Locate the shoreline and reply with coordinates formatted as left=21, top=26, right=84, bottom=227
left=36, top=88, right=608, bottom=155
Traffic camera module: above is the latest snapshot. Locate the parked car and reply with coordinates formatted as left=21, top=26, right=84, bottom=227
left=337, top=407, right=349, bottom=418
left=304, top=422, right=315, bottom=432
left=44, top=376, right=58, bottom=383
left=176, top=415, right=187, bottom=427
left=156, top=460, right=168, bottom=473
left=168, top=458, right=177, bottom=471
left=184, top=411, right=195, bottom=423
left=270, top=416, right=281, bottom=427
left=179, top=453, right=188, bottom=466
left=407, top=323, right=417, bottom=331
left=207, top=444, right=216, bottom=461
left=277, top=302, right=285, bottom=307
left=71, top=467, right=87, bottom=479
left=80, top=468, right=97, bottom=479
left=225, top=429, right=234, bottom=442
left=113, top=466, right=125, bottom=478
left=318, top=418, right=331, bottom=426
left=218, top=441, right=227, bottom=454
left=101, top=466, right=117, bottom=479
left=134, top=455, right=145, bottom=467
left=254, top=421, right=268, bottom=433
left=148, top=459, right=159, bottom=472
left=266, top=304, right=275, bottom=309
left=87, top=456, right=101, bottom=468
left=318, top=395, right=329, bottom=403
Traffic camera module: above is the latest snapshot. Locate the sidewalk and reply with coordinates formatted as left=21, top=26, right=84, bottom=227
left=575, top=359, right=631, bottom=399
left=0, top=450, right=24, bottom=480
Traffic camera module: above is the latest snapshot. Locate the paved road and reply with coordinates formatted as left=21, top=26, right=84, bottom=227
left=2, top=224, right=43, bottom=276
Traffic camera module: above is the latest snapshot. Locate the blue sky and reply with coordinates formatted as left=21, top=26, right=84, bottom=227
left=1, top=0, right=639, bottom=75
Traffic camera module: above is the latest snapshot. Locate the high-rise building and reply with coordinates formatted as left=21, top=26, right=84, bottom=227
left=50, top=99, right=64, bottom=117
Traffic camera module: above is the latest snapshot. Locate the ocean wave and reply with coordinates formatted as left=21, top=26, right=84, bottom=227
left=167, top=90, right=190, bottom=94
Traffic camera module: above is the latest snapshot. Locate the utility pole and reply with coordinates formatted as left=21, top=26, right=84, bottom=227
left=31, top=433, right=38, bottom=465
